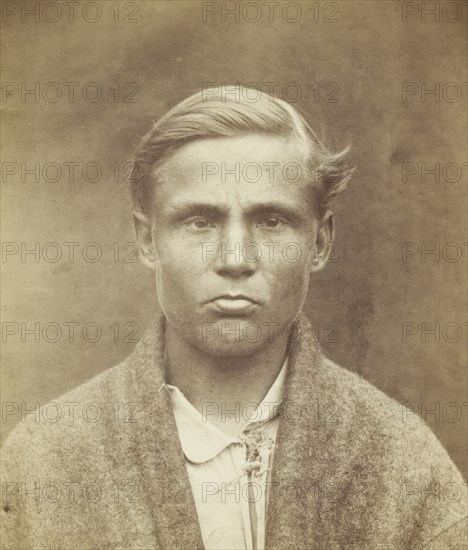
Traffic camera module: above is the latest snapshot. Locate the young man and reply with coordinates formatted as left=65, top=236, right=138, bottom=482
left=1, top=87, right=466, bottom=549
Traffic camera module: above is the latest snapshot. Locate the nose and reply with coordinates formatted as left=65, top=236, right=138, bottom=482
left=213, top=221, right=257, bottom=278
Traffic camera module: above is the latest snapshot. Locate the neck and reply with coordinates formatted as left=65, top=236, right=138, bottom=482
left=164, top=322, right=289, bottom=436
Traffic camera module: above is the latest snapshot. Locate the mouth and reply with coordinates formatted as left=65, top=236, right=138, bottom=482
left=211, top=294, right=258, bottom=303
left=205, top=295, right=260, bottom=315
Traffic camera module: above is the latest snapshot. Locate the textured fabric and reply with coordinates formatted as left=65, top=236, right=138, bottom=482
left=1, top=311, right=467, bottom=550
left=166, top=357, right=287, bottom=549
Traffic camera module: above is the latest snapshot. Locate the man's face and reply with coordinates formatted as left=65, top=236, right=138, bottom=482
left=136, top=134, right=332, bottom=356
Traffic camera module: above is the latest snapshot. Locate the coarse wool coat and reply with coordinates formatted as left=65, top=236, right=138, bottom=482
left=1, top=312, right=467, bottom=550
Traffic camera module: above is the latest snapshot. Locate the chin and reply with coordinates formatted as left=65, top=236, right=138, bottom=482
left=193, top=336, right=269, bottom=357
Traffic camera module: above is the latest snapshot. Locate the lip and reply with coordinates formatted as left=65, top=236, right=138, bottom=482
left=206, top=295, right=259, bottom=315
left=210, top=294, right=259, bottom=304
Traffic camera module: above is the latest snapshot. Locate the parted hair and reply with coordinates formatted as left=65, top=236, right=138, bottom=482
left=129, top=86, right=354, bottom=218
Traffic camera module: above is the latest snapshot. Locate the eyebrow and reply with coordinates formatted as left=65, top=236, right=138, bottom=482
left=165, top=200, right=306, bottom=221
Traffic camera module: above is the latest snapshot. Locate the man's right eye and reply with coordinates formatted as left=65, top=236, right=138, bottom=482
left=185, top=218, right=214, bottom=231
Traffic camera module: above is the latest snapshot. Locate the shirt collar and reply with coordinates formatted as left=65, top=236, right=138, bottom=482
left=166, top=357, right=288, bottom=464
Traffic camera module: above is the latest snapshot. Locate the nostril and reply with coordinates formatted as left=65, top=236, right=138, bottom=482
left=216, top=264, right=256, bottom=278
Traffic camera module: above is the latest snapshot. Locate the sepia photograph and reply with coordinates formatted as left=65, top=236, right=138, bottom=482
left=1, top=1, right=467, bottom=549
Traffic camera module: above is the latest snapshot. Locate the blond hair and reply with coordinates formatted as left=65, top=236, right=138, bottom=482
left=130, top=86, right=354, bottom=218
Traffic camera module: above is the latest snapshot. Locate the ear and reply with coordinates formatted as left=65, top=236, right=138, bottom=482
left=133, top=210, right=157, bottom=270
left=310, top=210, right=335, bottom=274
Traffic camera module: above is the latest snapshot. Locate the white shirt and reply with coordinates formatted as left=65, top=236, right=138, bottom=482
left=166, top=359, right=288, bottom=550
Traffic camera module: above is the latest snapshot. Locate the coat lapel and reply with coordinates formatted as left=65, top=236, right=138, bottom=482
left=126, top=312, right=204, bottom=550
left=265, top=313, right=340, bottom=549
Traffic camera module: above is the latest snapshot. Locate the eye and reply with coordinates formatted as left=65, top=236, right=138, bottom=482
left=258, top=216, right=286, bottom=230
left=186, top=218, right=215, bottom=231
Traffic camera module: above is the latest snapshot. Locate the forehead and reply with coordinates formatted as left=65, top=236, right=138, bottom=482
left=151, top=134, right=315, bottom=212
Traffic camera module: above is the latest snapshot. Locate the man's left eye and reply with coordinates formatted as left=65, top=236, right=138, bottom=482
left=258, top=217, right=285, bottom=229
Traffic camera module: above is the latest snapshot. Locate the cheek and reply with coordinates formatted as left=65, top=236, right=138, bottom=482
left=153, top=260, right=194, bottom=323
left=267, top=250, right=312, bottom=298
left=153, top=243, right=203, bottom=305
left=155, top=231, right=206, bottom=272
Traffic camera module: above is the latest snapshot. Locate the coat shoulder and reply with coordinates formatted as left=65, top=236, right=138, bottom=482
left=2, top=319, right=162, bottom=463
left=320, top=356, right=440, bottom=447
left=320, top=357, right=466, bottom=495
left=314, top=356, right=467, bottom=547
left=1, top=353, right=139, bottom=479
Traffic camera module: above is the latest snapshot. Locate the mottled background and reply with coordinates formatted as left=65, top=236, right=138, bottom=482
left=1, top=1, right=467, bottom=478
